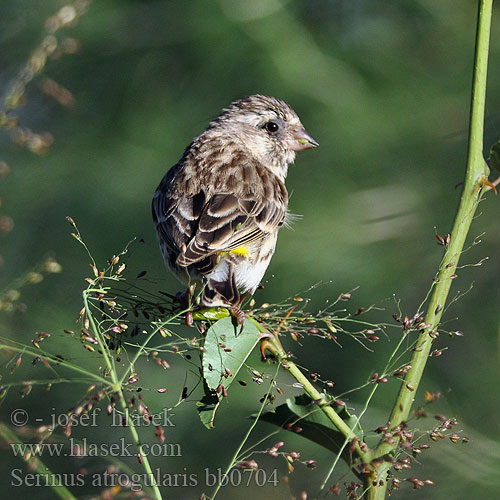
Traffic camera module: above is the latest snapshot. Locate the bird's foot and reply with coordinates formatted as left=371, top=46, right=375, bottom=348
left=229, top=305, right=246, bottom=331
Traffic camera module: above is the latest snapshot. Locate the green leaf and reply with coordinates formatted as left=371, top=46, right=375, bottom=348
left=202, top=316, right=260, bottom=391
left=197, top=317, right=260, bottom=428
left=259, top=394, right=363, bottom=460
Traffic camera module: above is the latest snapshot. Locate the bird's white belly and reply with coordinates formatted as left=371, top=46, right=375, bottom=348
left=207, top=257, right=264, bottom=294
left=208, top=236, right=277, bottom=294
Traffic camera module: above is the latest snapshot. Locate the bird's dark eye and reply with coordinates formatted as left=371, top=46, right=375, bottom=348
left=264, top=121, right=279, bottom=133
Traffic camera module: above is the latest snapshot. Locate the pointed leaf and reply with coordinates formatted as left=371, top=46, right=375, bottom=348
left=259, top=394, right=363, bottom=459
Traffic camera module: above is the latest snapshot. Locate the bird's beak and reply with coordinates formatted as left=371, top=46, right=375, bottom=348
left=288, top=127, right=319, bottom=151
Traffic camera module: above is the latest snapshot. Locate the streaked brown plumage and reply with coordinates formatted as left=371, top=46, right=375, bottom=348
left=152, top=95, right=317, bottom=317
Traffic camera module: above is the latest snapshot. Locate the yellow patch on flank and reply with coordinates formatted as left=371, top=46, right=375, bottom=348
left=220, top=246, right=249, bottom=258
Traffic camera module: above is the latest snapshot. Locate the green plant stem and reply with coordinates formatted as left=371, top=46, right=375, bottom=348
left=118, top=307, right=188, bottom=386
left=83, top=291, right=116, bottom=380
left=252, top=317, right=371, bottom=466
left=210, top=362, right=281, bottom=500
left=83, top=290, right=163, bottom=500
left=0, top=422, right=78, bottom=500
left=118, top=329, right=158, bottom=386
left=283, top=358, right=363, bottom=450
left=369, top=1, right=493, bottom=497
left=115, top=394, right=163, bottom=500
left=0, top=339, right=109, bottom=386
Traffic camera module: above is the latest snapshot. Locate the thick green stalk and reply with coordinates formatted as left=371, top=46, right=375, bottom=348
left=369, top=1, right=492, bottom=497
left=257, top=325, right=371, bottom=465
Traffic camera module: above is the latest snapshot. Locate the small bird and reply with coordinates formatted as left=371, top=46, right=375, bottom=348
left=152, top=94, right=317, bottom=322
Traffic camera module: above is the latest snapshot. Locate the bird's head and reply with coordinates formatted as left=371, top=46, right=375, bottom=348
left=209, top=94, right=318, bottom=180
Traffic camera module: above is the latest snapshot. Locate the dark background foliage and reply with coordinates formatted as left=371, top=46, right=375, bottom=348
left=1, top=1, right=499, bottom=498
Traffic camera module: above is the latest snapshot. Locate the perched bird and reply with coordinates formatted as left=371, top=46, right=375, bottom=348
left=152, top=94, right=317, bottom=322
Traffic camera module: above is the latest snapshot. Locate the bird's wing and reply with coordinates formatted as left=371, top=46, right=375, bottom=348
left=152, top=166, right=201, bottom=265
left=152, top=159, right=288, bottom=271
left=177, top=191, right=286, bottom=266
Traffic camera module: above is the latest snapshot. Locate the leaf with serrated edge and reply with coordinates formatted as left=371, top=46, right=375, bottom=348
left=196, top=382, right=221, bottom=429
left=202, top=316, right=260, bottom=391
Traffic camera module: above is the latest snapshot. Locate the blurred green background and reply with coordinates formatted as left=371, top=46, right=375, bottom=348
left=1, top=0, right=500, bottom=499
